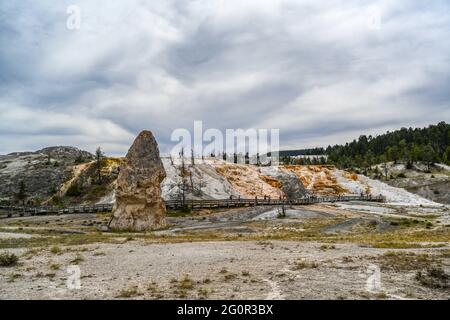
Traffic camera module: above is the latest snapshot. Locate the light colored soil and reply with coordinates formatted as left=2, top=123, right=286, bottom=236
left=0, top=202, right=448, bottom=300
left=0, top=232, right=35, bottom=239
left=0, top=241, right=448, bottom=300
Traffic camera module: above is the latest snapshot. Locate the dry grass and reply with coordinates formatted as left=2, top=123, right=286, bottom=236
left=375, top=251, right=441, bottom=272
left=223, top=273, right=237, bottom=281
left=116, top=285, right=141, bottom=298
left=292, top=260, right=319, bottom=270
left=178, top=274, right=195, bottom=290
left=241, top=270, right=250, bottom=276
left=49, top=263, right=61, bottom=270
left=50, top=246, right=62, bottom=254
left=7, top=273, right=22, bottom=282
left=70, top=254, right=85, bottom=264
left=320, top=244, right=336, bottom=250
left=198, top=288, right=210, bottom=299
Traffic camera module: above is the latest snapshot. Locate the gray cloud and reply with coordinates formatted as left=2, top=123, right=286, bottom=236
left=0, top=0, right=449, bottom=156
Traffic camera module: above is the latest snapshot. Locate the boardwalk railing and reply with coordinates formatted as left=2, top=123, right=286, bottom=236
left=0, top=195, right=384, bottom=219
left=166, top=195, right=385, bottom=209
left=0, top=204, right=114, bottom=218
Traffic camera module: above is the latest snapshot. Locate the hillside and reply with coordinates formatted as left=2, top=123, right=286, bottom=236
left=0, top=147, right=93, bottom=203
left=2, top=147, right=441, bottom=206
left=278, top=122, right=450, bottom=169
left=370, top=162, right=450, bottom=205
left=326, top=122, right=450, bottom=169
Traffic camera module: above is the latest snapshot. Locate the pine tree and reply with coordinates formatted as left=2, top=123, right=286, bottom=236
left=17, top=181, right=27, bottom=205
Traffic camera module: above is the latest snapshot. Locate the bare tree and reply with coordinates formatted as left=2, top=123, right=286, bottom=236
left=178, top=147, right=188, bottom=206
left=195, top=177, right=206, bottom=196
left=95, top=147, right=104, bottom=184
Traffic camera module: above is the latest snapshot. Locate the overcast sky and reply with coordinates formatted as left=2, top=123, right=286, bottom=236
left=1, top=0, right=449, bottom=156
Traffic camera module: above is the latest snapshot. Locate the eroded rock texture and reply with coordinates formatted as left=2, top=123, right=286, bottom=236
left=109, top=131, right=166, bottom=231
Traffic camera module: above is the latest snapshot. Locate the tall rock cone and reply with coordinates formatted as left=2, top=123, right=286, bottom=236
left=109, top=130, right=166, bottom=231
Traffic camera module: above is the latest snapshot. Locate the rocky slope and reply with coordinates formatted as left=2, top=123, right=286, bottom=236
left=370, top=162, right=450, bottom=205
left=0, top=148, right=445, bottom=206
left=0, top=147, right=93, bottom=203
left=154, top=158, right=440, bottom=206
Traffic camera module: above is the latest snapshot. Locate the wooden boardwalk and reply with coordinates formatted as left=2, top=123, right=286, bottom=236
left=0, top=195, right=385, bottom=219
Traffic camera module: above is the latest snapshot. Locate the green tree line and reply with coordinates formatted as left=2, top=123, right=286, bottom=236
left=325, top=122, right=450, bottom=170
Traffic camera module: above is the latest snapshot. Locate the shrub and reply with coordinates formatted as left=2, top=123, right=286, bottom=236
left=277, top=206, right=286, bottom=219
left=74, top=155, right=86, bottom=164
left=65, top=184, right=83, bottom=197
left=116, top=286, right=140, bottom=298
left=416, top=268, right=449, bottom=289
left=50, top=263, right=61, bottom=270
left=223, top=273, right=237, bottom=281
left=320, top=244, right=336, bottom=250
left=0, top=252, right=19, bottom=267
left=70, top=254, right=85, bottom=264
left=178, top=275, right=195, bottom=290
left=292, top=260, right=319, bottom=270
left=50, top=196, right=64, bottom=207
left=180, top=205, right=192, bottom=214
left=50, top=246, right=62, bottom=255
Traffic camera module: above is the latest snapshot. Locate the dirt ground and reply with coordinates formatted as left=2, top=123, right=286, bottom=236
left=0, top=202, right=449, bottom=300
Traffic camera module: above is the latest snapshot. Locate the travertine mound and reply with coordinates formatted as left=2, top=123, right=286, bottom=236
left=109, top=131, right=166, bottom=231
